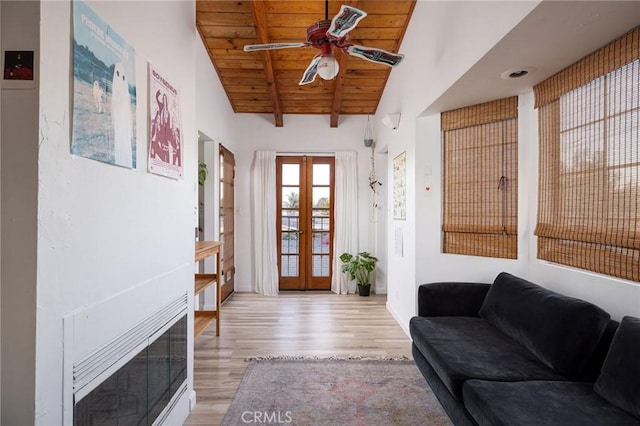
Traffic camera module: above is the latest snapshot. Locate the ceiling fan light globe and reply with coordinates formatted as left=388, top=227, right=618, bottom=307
left=317, top=55, right=340, bottom=80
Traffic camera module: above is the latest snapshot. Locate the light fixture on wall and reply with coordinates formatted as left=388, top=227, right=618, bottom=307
left=382, top=113, right=401, bottom=130
left=364, top=115, right=374, bottom=147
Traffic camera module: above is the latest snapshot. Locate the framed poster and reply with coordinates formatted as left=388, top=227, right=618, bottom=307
left=148, top=64, right=183, bottom=179
left=2, top=49, right=36, bottom=89
left=71, top=0, right=137, bottom=169
left=393, top=151, right=406, bottom=220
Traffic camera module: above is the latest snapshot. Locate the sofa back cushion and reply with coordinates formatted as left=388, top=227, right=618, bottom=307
left=594, top=316, right=640, bottom=419
left=479, top=272, right=610, bottom=377
left=580, top=319, right=619, bottom=381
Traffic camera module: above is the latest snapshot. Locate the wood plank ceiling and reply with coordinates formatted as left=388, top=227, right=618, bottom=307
left=196, top=0, right=416, bottom=127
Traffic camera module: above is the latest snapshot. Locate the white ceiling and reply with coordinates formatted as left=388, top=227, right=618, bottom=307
left=423, top=1, right=640, bottom=114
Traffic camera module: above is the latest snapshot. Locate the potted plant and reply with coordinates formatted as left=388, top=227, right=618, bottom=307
left=339, top=251, right=379, bottom=296
left=198, top=162, right=208, bottom=186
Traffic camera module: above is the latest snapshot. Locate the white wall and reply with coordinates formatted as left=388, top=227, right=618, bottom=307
left=371, top=148, right=388, bottom=293
left=0, top=0, right=2, bottom=418
left=0, top=5, right=2, bottom=424
left=195, top=36, right=239, bottom=304
left=196, top=38, right=237, bottom=152
left=1, top=1, right=40, bottom=423
left=377, top=0, right=640, bottom=336
left=232, top=114, right=384, bottom=292
left=376, top=0, right=540, bottom=334
left=35, top=1, right=201, bottom=424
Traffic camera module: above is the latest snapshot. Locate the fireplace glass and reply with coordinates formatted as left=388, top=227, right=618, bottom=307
left=74, top=315, right=187, bottom=425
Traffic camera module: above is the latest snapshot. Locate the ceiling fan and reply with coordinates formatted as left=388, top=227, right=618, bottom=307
left=243, top=3, right=405, bottom=85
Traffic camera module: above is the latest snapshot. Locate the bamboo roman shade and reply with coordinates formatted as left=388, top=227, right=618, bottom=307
left=534, top=27, right=640, bottom=282
left=442, top=97, right=518, bottom=259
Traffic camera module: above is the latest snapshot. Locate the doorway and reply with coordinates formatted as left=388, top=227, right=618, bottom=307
left=276, top=156, right=335, bottom=290
left=219, top=144, right=235, bottom=302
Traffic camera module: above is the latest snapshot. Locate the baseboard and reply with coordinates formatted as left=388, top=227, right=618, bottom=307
left=190, top=390, right=197, bottom=411
left=387, top=301, right=411, bottom=339
left=236, top=282, right=253, bottom=292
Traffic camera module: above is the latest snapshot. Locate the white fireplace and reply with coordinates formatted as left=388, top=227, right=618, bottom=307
left=63, top=282, right=189, bottom=425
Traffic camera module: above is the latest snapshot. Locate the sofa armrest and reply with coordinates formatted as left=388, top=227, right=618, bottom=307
left=418, top=282, right=491, bottom=317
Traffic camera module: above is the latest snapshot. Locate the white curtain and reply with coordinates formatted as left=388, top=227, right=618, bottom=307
left=331, top=151, right=359, bottom=294
left=252, top=150, right=279, bottom=296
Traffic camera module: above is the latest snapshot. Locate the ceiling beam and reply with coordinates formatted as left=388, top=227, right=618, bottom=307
left=330, top=0, right=359, bottom=128
left=330, top=50, right=349, bottom=128
left=249, top=0, right=284, bottom=127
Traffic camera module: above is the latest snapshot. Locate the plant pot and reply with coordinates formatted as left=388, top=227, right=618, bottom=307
left=357, top=284, right=371, bottom=297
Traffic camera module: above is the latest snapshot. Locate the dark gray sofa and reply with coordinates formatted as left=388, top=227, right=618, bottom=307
left=410, top=272, right=640, bottom=426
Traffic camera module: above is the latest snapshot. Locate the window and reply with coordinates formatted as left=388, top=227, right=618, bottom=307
left=442, top=97, right=518, bottom=259
left=534, top=27, right=639, bottom=282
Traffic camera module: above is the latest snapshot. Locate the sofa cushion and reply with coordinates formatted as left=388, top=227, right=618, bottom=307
left=412, top=344, right=477, bottom=426
left=409, top=316, right=565, bottom=399
left=418, top=282, right=491, bottom=317
left=463, top=380, right=640, bottom=426
left=580, top=319, right=619, bottom=381
left=595, top=316, right=640, bottom=419
left=478, top=272, right=610, bottom=377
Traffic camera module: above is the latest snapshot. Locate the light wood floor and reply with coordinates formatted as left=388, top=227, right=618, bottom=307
left=184, top=292, right=413, bottom=425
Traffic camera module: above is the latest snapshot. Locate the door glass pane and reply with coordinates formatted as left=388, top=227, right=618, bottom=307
left=312, top=233, right=321, bottom=254
left=313, top=164, right=330, bottom=185
left=314, top=232, right=329, bottom=254
left=282, top=164, right=300, bottom=185
left=282, top=187, right=300, bottom=208
left=312, top=211, right=329, bottom=230
left=312, top=255, right=330, bottom=277
left=313, top=187, right=330, bottom=207
left=311, top=232, right=330, bottom=254
left=281, top=255, right=299, bottom=277
left=282, top=210, right=299, bottom=231
left=282, top=233, right=299, bottom=254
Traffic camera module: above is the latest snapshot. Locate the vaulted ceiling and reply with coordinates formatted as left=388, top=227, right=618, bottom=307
left=196, top=0, right=416, bottom=127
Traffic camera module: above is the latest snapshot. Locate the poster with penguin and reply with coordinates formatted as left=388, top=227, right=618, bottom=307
left=148, top=64, right=183, bottom=179
left=71, top=0, right=136, bottom=169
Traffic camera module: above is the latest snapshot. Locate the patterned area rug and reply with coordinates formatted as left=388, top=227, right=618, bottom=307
left=222, top=358, right=452, bottom=426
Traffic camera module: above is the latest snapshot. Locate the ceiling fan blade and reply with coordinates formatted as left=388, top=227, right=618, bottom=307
left=299, top=55, right=321, bottom=85
left=243, top=42, right=307, bottom=52
left=346, top=45, right=405, bottom=67
left=327, top=5, right=367, bottom=39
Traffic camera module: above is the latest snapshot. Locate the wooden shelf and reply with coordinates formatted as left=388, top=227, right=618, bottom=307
left=194, top=241, right=222, bottom=338
left=195, top=241, right=222, bottom=262
left=195, top=274, right=217, bottom=296
left=194, top=310, right=218, bottom=339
